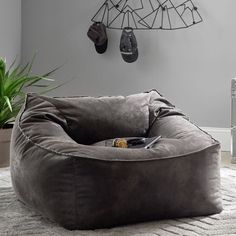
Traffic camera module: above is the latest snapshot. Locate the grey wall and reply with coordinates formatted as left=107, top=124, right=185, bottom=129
left=21, top=0, right=235, bottom=128
left=0, top=0, right=21, bottom=66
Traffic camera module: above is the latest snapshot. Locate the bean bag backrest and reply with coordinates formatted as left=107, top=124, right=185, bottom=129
left=22, top=92, right=152, bottom=145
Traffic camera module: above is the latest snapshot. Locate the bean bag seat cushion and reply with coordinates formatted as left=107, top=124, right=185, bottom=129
left=10, top=90, right=222, bottom=230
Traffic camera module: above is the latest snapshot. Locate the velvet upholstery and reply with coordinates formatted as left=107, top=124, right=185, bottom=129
left=10, top=90, right=222, bottom=230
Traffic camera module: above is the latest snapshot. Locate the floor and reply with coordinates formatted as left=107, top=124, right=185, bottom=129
left=0, top=166, right=11, bottom=187
left=0, top=152, right=235, bottom=189
left=221, top=151, right=236, bottom=169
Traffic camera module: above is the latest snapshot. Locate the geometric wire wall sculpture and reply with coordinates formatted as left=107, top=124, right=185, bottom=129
left=91, top=0, right=203, bottom=30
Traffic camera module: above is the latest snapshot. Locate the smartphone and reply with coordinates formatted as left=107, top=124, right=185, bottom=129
left=127, top=136, right=161, bottom=149
left=144, top=135, right=162, bottom=149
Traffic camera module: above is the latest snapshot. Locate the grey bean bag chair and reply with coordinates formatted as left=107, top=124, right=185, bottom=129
left=10, top=90, right=222, bottom=230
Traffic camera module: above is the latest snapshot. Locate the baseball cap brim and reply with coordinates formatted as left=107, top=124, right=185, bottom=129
left=121, top=50, right=138, bottom=63
left=95, top=39, right=108, bottom=54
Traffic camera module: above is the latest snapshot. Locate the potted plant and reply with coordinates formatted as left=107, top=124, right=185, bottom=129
left=0, top=56, right=61, bottom=167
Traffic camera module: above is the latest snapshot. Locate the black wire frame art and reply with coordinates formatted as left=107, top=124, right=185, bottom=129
left=91, top=0, right=203, bottom=30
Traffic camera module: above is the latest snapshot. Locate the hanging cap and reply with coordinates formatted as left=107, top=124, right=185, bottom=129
left=87, top=22, right=108, bottom=54
left=120, top=27, right=138, bottom=63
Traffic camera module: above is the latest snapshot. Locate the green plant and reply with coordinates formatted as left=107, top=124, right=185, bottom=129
left=0, top=56, right=61, bottom=128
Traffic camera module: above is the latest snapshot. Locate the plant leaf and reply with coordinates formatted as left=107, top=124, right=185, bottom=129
left=25, top=76, right=54, bottom=88
left=17, top=62, right=30, bottom=76
left=41, top=64, right=63, bottom=78
left=26, top=52, right=37, bottom=75
left=0, top=58, right=6, bottom=76
left=3, top=96, right=12, bottom=112
left=30, top=84, right=49, bottom=88
left=8, top=55, right=18, bottom=72
left=39, top=79, right=70, bottom=95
